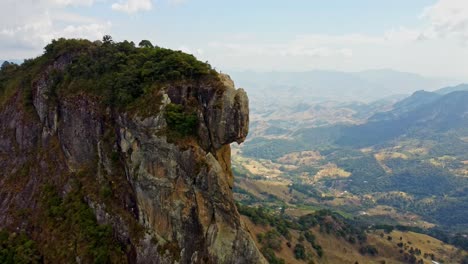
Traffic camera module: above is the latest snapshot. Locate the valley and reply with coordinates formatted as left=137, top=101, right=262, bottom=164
left=233, top=85, right=468, bottom=263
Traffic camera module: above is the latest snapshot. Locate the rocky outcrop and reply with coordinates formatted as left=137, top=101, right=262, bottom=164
left=0, top=55, right=264, bottom=263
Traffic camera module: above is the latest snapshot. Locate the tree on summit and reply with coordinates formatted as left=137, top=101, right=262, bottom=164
left=102, top=35, right=113, bottom=44
left=1, top=61, right=19, bottom=70
left=138, top=40, right=154, bottom=48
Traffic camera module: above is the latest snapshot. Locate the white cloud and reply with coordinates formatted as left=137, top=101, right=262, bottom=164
left=421, top=0, right=468, bottom=43
left=0, top=18, right=110, bottom=51
left=48, top=0, right=96, bottom=6
left=53, top=12, right=100, bottom=24
left=198, top=26, right=468, bottom=79
left=384, top=27, right=421, bottom=42
left=207, top=34, right=377, bottom=60
left=168, top=0, right=186, bottom=6
left=60, top=22, right=111, bottom=39
left=0, top=0, right=110, bottom=59
left=176, top=1, right=468, bottom=79
left=110, top=0, right=188, bottom=14
left=338, top=48, right=353, bottom=58
left=111, top=0, right=153, bottom=13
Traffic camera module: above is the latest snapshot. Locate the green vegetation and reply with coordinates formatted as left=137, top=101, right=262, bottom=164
left=303, top=231, right=324, bottom=257
left=238, top=204, right=324, bottom=262
left=293, top=243, right=306, bottom=260
left=165, top=103, right=198, bottom=137
left=298, top=210, right=367, bottom=244
left=239, top=203, right=468, bottom=263
left=2, top=37, right=219, bottom=112
left=57, top=37, right=217, bottom=107
left=238, top=204, right=383, bottom=262
left=257, top=230, right=286, bottom=264
left=40, top=183, right=124, bottom=263
left=235, top=89, right=468, bottom=261
left=237, top=204, right=292, bottom=238
left=257, top=230, right=283, bottom=251
left=0, top=61, right=23, bottom=107
left=359, top=245, right=378, bottom=256
left=242, top=138, right=309, bottom=160
left=260, top=247, right=285, bottom=264
left=0, top=230, right=41, bottom=264
left=290, top=183, right=331, bottom=201
left=239, top=131, right=468, bottom=231
left=377, top=225, right=468, bottom=251
left=138, top=40, right=154, bottom=48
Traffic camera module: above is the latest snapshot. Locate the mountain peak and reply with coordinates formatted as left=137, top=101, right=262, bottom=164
left=0, top=38, right=264, bottom=263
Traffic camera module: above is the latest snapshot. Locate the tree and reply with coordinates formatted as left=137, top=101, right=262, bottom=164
left=359, top=245, right=378, bottom=256
left=102, top=35, right=113, bottom=44
left=258, top=230, right=282, bottom=251
left=294, top=243, right=306, bottom=260
left=260, top=247, right=285, bottom=264
left=0, top=61, right=17, bottom=73
left=165, top=104, right=198, bottom=136
left=1, top=61, right=11, bottom=70
left=138, top=40, right=154, bottom=48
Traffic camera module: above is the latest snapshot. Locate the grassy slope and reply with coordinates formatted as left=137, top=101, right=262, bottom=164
left=242, top=215, right=466, bottom=264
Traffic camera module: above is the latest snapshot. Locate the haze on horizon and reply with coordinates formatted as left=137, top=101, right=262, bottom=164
left=1, top=0, right=468, bottom=81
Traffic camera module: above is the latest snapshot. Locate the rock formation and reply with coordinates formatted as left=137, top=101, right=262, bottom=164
left=0, top=40, right=265, bottom=263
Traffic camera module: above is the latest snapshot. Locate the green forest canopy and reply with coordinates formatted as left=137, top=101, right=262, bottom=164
left=0, top=36, right=220, bottom=108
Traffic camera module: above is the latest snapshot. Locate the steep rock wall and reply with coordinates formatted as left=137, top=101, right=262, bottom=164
left=0, top=56, right=265, bottom=263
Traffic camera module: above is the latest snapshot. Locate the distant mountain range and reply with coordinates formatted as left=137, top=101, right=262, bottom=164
left=244, top=87, right=468, bottom=159
left=435, top=83, right=468, bottom=95
left=338, top=90, right=468, bottom=147
left=367, top=83, right=468, bottom=121
left=230, top=69, right=457, bottom=104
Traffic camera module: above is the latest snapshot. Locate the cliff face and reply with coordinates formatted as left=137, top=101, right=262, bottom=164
left=0, top=45, right=265, bottom=263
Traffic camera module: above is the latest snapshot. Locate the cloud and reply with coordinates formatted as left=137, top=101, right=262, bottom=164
left=207, top=34, right=382, bottom=60
left=338, top=48, right=353, bottom=58
left=0, top=16, right=109, bottom=50
left=197, top=25, right=468, bottom=80
left=111, top=0, right=153, bottom=13
left=384, top=28, right=421, bottom=42
left=53, top=12, right=101, bottom=24
left=179, top=1, right=468, bottom=78
left=110, top=0, right=187, bottom=14
left=60, top=23, right=111, bottom=39
left=0, top=0, right=110, bottom=59
left=48, top=0, right=96, bottom=6
left=421, top=0, right=468, bottom=44
left=168, top=0, right=186, bottom=6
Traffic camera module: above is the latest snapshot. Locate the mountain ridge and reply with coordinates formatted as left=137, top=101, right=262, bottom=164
left=230, top=69, right=456, bottom=103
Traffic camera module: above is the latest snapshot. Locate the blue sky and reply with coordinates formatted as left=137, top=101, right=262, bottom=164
left=66, top=0, right=436, bottom=42
left=1, top=0, right=468, bottom=80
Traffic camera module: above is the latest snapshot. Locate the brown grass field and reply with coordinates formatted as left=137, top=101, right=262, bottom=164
left=242, top=215, right=467, bottom=264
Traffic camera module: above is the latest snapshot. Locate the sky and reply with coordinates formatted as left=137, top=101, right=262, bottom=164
left=1, top=0, right=468, bottom=80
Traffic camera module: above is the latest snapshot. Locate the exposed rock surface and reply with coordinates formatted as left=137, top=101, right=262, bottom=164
left=0, top=54, right=264, bottom=263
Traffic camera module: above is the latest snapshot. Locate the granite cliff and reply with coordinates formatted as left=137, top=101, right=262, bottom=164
left=0, top=39, right=265, bottom=263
